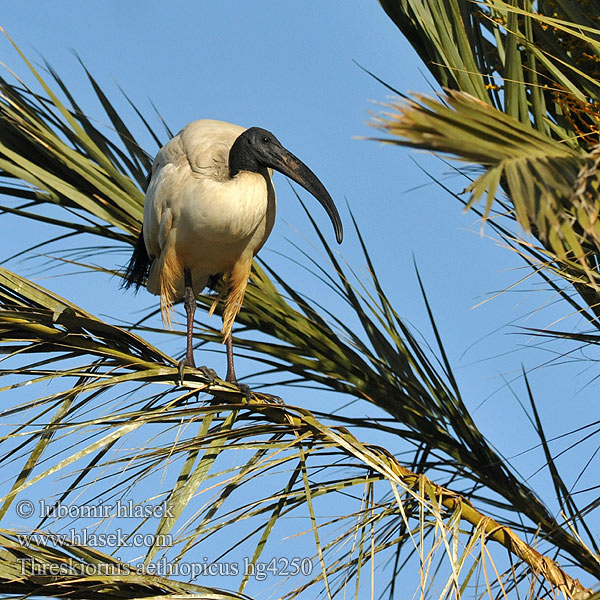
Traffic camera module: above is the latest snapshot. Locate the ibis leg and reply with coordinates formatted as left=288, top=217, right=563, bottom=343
left=225, top=331, right=252, bottom=400
left=183, top=268, right=196, bottom=368
left=225, top=332, right=237, bottom=384
left=177, top=268, right=218, bottom=386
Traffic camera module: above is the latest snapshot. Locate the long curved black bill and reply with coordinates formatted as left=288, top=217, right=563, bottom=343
left=268, top=148, right=343, bottom=244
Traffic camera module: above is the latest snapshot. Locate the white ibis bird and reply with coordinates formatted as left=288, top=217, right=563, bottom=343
left=123, top=119, right=343, bottom=385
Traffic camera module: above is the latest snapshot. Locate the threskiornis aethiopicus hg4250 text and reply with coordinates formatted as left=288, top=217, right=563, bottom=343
left=123, top=119, right=343, bottom=387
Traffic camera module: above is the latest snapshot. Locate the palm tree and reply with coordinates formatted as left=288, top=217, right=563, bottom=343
left=0, top=2, right=598, bottom=598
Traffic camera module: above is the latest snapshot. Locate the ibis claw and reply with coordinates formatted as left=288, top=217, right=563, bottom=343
left=256, top=392, right=284, bottom=405
left=228, top=383, right=283, bottom=405
left=236, top=383, right=252, bottom=402
left=199, top=366, right=219, bottom=384
left=177, top=359, right=188, bottom=386
left=177, top=359, right=218, bottom=387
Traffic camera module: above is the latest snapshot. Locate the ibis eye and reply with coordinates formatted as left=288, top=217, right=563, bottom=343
left=261, top=136, right=269, bottom=143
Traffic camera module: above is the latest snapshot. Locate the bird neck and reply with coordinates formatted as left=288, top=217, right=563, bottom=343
left=229, top=134, right=259, bottom=177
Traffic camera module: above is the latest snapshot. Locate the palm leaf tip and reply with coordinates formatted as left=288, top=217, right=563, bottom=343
left=371, top=91, right=600, bottom=261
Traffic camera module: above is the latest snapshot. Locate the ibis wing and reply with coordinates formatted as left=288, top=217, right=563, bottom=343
left=143, top=137, right=183, bottom=259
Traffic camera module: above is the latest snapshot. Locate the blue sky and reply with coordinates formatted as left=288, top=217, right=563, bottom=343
left=1, top=1, right=597, bottom=594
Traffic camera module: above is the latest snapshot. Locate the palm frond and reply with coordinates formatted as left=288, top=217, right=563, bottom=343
left=372, top=91, right=598, bottom=267
left=0, top=28, right=147, bottom=242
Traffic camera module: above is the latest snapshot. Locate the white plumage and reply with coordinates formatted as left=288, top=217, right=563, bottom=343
left=142, top=120, right=275, bottom=321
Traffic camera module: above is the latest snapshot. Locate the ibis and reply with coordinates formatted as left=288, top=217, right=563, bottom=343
left=123, top=119, right=343, bottom=386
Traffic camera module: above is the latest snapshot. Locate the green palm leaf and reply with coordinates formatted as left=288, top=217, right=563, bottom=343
left=372, top=90, right=589, bottom=260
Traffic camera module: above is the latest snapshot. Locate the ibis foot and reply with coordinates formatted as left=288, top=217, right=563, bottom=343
left=223, top=378, right=283, bottom=404
left=178, top=359, right=218, bottom=387
left=255, top=392, right=284, bottom=405
left=224, top=370, right=251, bottom=401
left=237, top=383, right=252, bottom=402
left=199, top=365, right=218, bottom=383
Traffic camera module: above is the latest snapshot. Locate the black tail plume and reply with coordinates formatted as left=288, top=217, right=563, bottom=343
left=122, top=229, right=152, bottom=292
